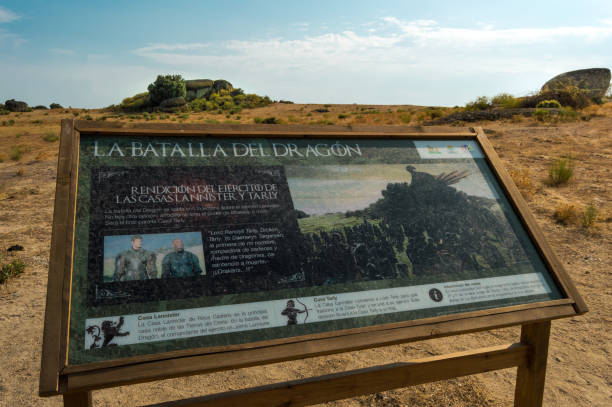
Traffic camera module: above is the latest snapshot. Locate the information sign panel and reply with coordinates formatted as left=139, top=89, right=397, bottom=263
left=40, top=122, right=585, bottom=403
left=68, top=133, right=562, bottom=365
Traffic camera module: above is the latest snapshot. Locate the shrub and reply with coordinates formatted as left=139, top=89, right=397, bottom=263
left=49, top=103, right=62, bottom=109
left=42, top=131, right=59, bottom=142
left=536, top=99, right=562, bottom=108
left=553, top=203, right=578, bottom=225
left=9, top=146, right=27, bottom=161
left=534, top=109, right=551, bottom=121
left=338, top=113, right=348, bottom=119
left=582, top=203, right=598, bottom=228
left=147, top=75, right=186, bottom=106
left=509, top=169, right=536, bottom=200
left=399, top=113, right=412, bottom=123
left=33, top=105, right=48, bottom=110
left=0, top=109, right=9, bottom=115
left=31, top=119, right=43, bottom=124
left=521, top=87, right=591, bottom=109
left=254, top=117, right=279, bottom=124
left=0, top=257, right=25, bottom=284
left=558, top=107, right=580, bottom=122
left=119, top=92, right=150, bottom=111
left=547, top=156, right=574, bottom=186
left=491, top=93, right=521, bottom=108
left=465, top=96, right=491, bottom=110
left=2, top=119, right=15, bottom=126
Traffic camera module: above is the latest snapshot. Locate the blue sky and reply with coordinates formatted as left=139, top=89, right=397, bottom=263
left=1, top=1, right=611, bottom=107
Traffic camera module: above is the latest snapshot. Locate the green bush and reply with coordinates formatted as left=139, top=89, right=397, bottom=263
left=399, top=113, right=412, bottom=123
left=558, top=107, right=579, bottom=122
left=547, top=156, right=574, bottom=186
left=465, top=96, right=491, bottom=110
left=582, top=203, right=598, bottom=228
left=536, top=99, right=562, bottom=108
left=147, top=75, right=186, bottom=106
left=42, top=131, right=59, bottom=142
left=0, top=257, right=25, bottom=284
left=338, top=114, right=348, bottom=119
left=49, top=103, right=62, bottom=109
left=119, top=92, right=150, bottom=111
left=0, top=109, right=10, bottom=115
left=521, top=88, right=591, bottom=109
left=254, top=116, right=280, bottom=124
left=534, top=109, right=551, bottom=121
left=491, top=93, right=521, bottom=108
left=9, top=146, right=28, bottom=161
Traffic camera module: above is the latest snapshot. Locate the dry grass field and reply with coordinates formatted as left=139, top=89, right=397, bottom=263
left=0, top=102, right=610, bottom=406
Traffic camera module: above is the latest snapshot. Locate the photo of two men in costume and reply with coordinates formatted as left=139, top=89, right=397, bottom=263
left=103, top=231, right=205, bottom=282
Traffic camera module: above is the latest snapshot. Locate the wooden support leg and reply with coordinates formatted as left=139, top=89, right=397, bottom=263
left=514, top=321, right=551, bottom=407
left=63, top=391, right=92, bottom=407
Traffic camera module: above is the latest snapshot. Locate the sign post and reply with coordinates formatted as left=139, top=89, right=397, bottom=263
left=40, top=120, right=586, bottom=407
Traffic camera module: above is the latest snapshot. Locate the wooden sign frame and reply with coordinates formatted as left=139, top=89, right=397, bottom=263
left=40, top=120, right=587, bottom=407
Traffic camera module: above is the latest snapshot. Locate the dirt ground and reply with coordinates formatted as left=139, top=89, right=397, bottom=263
left=0, top=103, right=610, bottom=406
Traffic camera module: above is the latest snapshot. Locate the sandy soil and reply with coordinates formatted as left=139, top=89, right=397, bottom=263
left=0, top=103, right=610, bottom=406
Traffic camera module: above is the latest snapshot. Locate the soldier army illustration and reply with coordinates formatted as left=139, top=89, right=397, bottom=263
left=293, top=165, right=527, bottom=285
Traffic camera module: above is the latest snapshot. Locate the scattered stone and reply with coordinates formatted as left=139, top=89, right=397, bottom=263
left=541, top=68, right=611, bottom=101
left=7, top=245, right=24, bottom=252
left=4, top=99, right=28, bottom=112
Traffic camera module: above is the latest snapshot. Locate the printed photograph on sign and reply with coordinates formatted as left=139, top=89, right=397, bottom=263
left=103, top=231, right=205, bottom=281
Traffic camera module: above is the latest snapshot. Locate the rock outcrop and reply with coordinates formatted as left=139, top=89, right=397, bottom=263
left=541, top=68, right=611, bottom=101
left=4, top=99, right=28, bottom=112
left=184, top=79, right=233, bottom=101
left=159, top=96, right=186, bottom=111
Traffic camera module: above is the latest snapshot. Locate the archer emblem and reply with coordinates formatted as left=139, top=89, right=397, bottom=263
left=281, top=299, right=309, bottom=325
left=86, top=316, right=130, bottom=349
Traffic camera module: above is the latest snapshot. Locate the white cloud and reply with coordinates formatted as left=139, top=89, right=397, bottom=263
left=130, top=19, right=612, bottom=105
left=0, top=28, right=26, bottom=47
left=135, top=43, right=209, bottom=53
left=0, top=6, right=20, bottom=23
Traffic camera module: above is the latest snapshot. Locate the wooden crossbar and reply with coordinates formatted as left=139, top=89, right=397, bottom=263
left=143, top=343, right=527, bottom=407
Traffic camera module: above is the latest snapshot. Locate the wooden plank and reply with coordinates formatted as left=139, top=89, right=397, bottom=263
left=40, top=119, right=76, bottom=396
left=514, top=322, right=551, bottom=407
left=63, top=304, right=574, bottom=393
left=59, top=126, right=80, bottom=370
left=145, top=343, right=527, bottom=407
left=63, top=391, right=92, bottom=407
left=73, top=121, right=474, bottom=135
left=474, top=127, right=588, bottom=314
left=61, top=298, right=574, bottom=375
